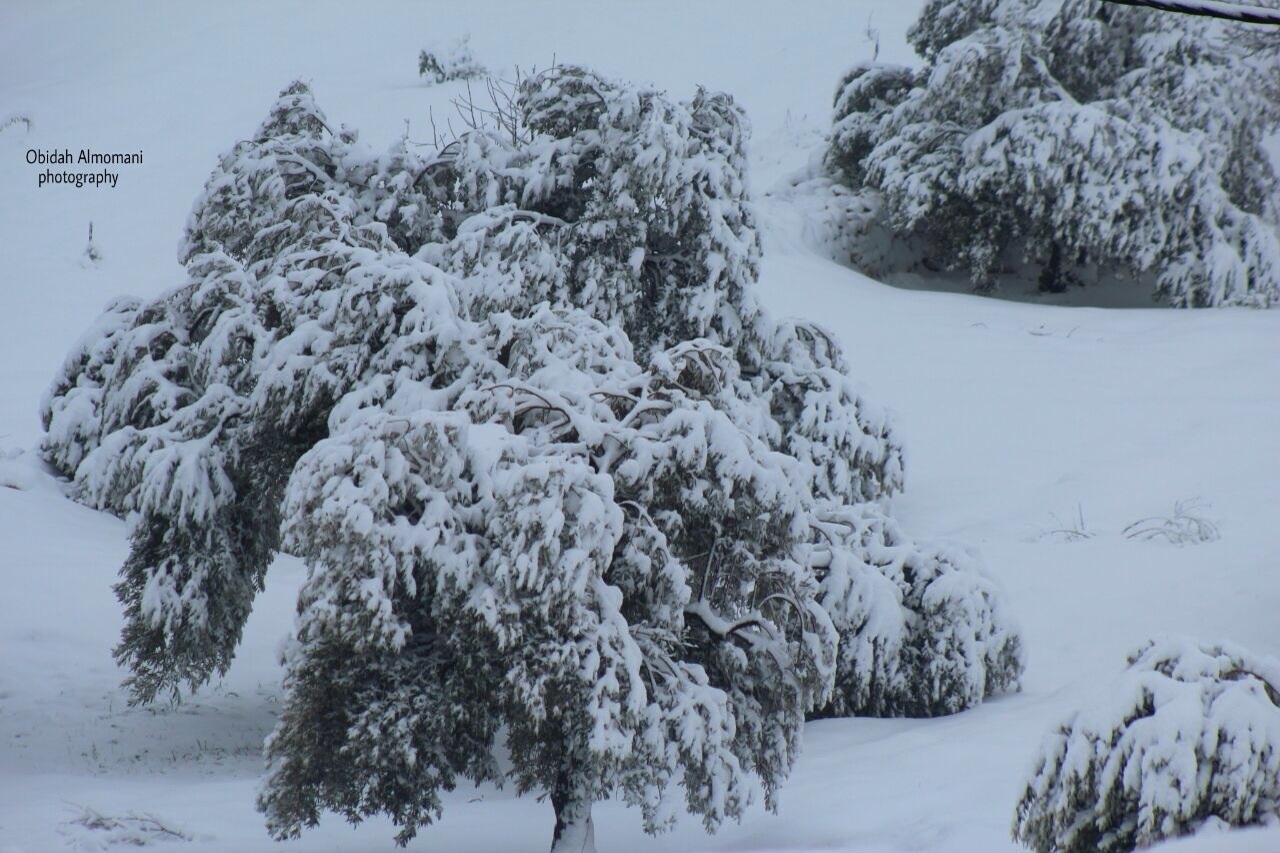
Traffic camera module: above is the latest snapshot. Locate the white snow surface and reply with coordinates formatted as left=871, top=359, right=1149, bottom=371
left=1, top=2, right=1278, bottom=851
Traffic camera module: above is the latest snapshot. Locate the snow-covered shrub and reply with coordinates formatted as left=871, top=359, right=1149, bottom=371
left=825, top=0, right=1280, bottom=306
left=810, top=502, right=1023, bottom=718
left=42, top=69, right=1015, bottom=848
left=418, top=35, right=485, bottom=85
left=1013, top=637, right=1280, bottom=852
left=180, top=80, right=337, bottom=267
left=762, top=319, right=903, bottom=504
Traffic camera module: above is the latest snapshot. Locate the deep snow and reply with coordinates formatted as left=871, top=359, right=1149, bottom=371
left=2, top=2, right=1278, bottom=851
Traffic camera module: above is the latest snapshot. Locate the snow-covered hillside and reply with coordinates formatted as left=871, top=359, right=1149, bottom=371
left=2, top=3, right=1278, bottom=852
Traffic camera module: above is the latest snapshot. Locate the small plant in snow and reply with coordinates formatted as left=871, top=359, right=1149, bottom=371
left=1123, top=499, right=1220, bottom=545
left=62, top=804, right=192, bottom=848
left=1037, top=504, right=1094, bottom=543
left=1013, top=637, right=1280, bottom=852
left=1, top=112, right=32, bottom=135
left=418, top=35, right=485, bottom=85
left=81, top=221, right=103, bottom=267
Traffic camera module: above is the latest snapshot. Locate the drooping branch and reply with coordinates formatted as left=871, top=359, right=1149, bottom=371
left=1222, top=668, right=1280, bottom=705
left=1101, top=0, right=1280, bottom=24
left=483, top=383, right=575, bottom=434
left=685, top=600, right=777, bottom=644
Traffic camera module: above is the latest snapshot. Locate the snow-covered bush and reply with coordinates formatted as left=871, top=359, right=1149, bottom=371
left=810, top=502, right=1023, bottom=718
left=418, top=35, right=485, bottom=85
left=1013, top=637, right=1280, bottom=852
left=826, top=0, right=1280, bottom=306
left=42, top=69, right=1018, bottom=848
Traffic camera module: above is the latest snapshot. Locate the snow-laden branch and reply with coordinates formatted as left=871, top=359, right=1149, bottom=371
left=685, top=599, right=776, bottom=644
left=1102, top=0, right=1280, bottom=24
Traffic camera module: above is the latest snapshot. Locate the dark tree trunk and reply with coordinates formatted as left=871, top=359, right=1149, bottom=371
left=1039, top=242, right=1068, bottom=294
left=550, top=771, right=596, bottom=853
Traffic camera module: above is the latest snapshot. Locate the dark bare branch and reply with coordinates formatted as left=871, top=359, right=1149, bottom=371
left=1101, top=0, right=1280, bottom=25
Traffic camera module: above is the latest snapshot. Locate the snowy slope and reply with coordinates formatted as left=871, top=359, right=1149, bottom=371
left=2, top=2, right=1279, bottom=852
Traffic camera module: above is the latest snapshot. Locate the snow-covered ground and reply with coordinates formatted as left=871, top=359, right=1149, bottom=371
left=2, top=3, right=1278, bottom=851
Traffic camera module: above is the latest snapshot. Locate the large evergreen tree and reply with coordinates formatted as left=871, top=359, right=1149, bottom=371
left=43, top=67, right=1022, bottom=849
left=825, top=0, right=1280, bottom=305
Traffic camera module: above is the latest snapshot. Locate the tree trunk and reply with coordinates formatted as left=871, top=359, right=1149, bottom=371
left=1038, top=241, right=1067, bottom=294
left=549, top=775, right=596, bottom=853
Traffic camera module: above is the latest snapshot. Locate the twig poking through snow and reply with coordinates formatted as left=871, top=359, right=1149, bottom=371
left=82, top=221, right=103, bottom=268
left=1039, top=504, right=1095, bottom=542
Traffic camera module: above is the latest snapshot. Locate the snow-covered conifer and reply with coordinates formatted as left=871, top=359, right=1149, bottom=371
left=259, top=316, right=837, bottom=850
left=41, top=79, right=492, bottom=701
left=810, top=502, right=1023, bottom=718
left=43, top=68, right=1018, bottom=849
left=1013, top=637, right=1280, bottom=852
left=827, top=0, right=1280, bottom=306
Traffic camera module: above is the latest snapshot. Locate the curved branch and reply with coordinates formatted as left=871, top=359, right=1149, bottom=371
left=1101, top=0, right=1280, bottom=24
left=1222, top=668, right=1280, bottom=705
left=685, top=600, right=776, bottom=644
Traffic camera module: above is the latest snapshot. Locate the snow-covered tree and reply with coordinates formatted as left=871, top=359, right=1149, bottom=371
left=259, top=322, right=839, bottom=849
left=1013, top=637, right=1280, bottom=852
left=826, top=0, right=1280, bottom=306
left=418, top=34, right=486, bottom=85
left=43, top=69, right=1019, bottom=849
left=810, top=502, right=1023, bottom=718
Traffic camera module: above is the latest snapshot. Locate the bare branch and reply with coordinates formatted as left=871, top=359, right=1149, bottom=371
left=1101, top=0, right=1280, bottom=25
